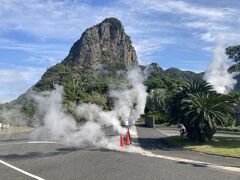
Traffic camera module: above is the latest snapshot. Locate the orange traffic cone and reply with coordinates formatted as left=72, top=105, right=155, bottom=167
left=127, top=128, right=131, bottom=140
left=120, top=135, right=125, bottom=148
left=126, top=131, right=130, bottom=145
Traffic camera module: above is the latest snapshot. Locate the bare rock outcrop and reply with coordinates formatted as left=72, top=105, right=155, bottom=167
left=66, top=17, right=138, bottom=69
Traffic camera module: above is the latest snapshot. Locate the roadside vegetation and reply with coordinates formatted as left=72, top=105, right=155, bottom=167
left=165, top=136, right=240, bottom=157
left=145, top=45, right=240, bottom=143
left=0, top=126, right=32, bottom=135
left=1, top=43, right=240, bottom=145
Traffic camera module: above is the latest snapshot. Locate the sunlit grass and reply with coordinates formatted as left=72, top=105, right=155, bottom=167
left=0, top=126, right=32, bottom=135
left=165, top=136, right=240, bottom=157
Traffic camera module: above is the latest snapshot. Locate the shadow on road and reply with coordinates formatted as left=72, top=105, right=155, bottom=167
left=0, top=148, right=76, bottom=160
left=0, top=145, right=115, bottom=161
left=135, top=123, right=181, bottom=151
left=137, top=137, right=180, bottom=151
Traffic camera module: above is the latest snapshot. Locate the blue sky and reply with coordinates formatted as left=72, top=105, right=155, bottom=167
left=0, top=0, right=240, bottom=103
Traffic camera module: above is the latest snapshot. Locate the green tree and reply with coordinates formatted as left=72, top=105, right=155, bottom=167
left=84, top=92, right=108, bottom=109
left=226, top=45, right=240, bottom=73
left=64, top=76, right=87, bottom=104
left=166, top=81, right=234, bottom=142
left=181, top=93, right=234, bottom=142
left=166, top=81, right=215, bottom=124
left=145, top=88, right=167, bottom=113
left=144, top=77, right=166, bottom=92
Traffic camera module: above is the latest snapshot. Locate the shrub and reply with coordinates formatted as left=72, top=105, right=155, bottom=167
left=146, top=112, right=170, bottom=124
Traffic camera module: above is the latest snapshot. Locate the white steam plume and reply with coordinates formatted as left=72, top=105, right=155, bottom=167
left=204, top=35, right=237, bottom=94
left=1, top=105, right=27, bottom=127
left=30, top=68, right=147, bottom=149
left=31, top=85, right=119, bottom=149
left=109, top=68, right=148, bottom=126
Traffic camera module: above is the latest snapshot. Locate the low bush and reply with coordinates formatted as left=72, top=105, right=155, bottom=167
left=145, top=112, right=170, bottom=124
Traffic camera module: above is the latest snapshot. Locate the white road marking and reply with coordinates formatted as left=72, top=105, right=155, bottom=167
left=0, top=159, right=45, bottom=180
left=0, top=141, right=61, bottom=146
left=1, top=136, right=239, bottom=174
left=157, top=129, right=179, bottom=137
left=28, top=141, right=61, bottom=144
left=0, top=142, right=29, bottom=146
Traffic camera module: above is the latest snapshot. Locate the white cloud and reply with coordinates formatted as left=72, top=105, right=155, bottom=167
left=2, top=0, right=178, bottom=65
left=123, top=0, right=240, bottom=44
left=133, top=36, right=175, bottom=64
left=0, top=38, right=68, bottom=55
left=123, top=0, right=236, bottom=20
left=184, top=21, right=229, bottom=31
left=0, top=0, right=240, bottom=102
left=2, top=0, right=237, bottom=59
left=0, top=0, right=128, bottom=39
left=200, top=32, right=216, bottom=42
left=0, top=67, right=45, bottom=103
left=201, top=46, right=214, bottom=52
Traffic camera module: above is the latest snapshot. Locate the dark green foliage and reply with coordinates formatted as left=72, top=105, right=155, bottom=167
left=144, top=78, right=166, bottom=92
left=232, top=74, right=240, bottom=91
left=64, top=83, right=87, bottom=104
left=34, top=63, right=71, bottom=91
left=226, top=45, right=240, bottom=73
left=164, top=68, right=204, bottom=83
left=143, top=64, right=204, bottom=116
left=145, top=88, right=168, bottom=113
left=99, top=60, right=127, bottom=72
left=6, top=60, right=206, bottom=126
left=181, top=93, right=234, bottom=142
left=146, top=112, right=170, bottom=124
left=167, top=81, right=235, bottom=142
left=125, top=35, right=132, bottom=45
left=165, top=81, right=212, bottom=124
left=228, top=91, right=240, bottom=103
left=83, top=92, right=108, bottom=109
left=225, top=44, right=240, bottom=90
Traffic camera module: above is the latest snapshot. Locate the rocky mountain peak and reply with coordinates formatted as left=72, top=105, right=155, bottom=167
left=66, top=17, right=138, bottom=69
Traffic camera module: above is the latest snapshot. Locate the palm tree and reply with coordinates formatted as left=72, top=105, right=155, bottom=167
left=182, top=81, right=216, bottom=95
left=181, top=93, right=234, bottom=142
left=166, top=81, right=215, bottom=124
left=145, top=88, right=167, bottom=113
left=167, top=81, right=234, bottom=142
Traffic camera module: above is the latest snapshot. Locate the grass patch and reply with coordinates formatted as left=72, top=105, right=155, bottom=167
left=165, top=136, right=240, bottom=158
left=216, top=126, right=240, bottom=132
left=0, top=127, right=32, bottom=135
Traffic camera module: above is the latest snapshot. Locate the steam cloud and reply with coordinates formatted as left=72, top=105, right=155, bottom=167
left=1, top=104, right=27, bottom=127
left=204, top=35, right=237, bottom=94
left=29, top=68, right=147, bottom=149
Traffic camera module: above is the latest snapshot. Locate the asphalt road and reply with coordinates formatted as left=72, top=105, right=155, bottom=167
left=0, top=129, right=239, bottom=180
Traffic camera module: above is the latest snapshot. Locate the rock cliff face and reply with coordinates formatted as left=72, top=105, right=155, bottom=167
left=65, top=17, right=138, bottom=69
left=32, top=18, right=138, bottom=91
